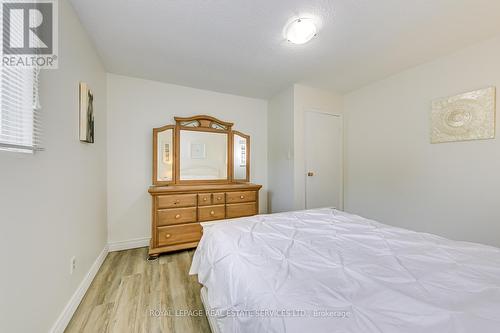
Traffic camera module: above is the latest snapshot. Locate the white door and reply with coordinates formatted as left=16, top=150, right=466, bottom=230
left=305, top=111, right=343, bottom=209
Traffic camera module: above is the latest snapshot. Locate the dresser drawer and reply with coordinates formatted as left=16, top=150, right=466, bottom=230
left=198, top=205, right=225, bottom=222
left=226, top=191, right=256, bottom=204
left=212, top=192, right=225, bottom=204
left=158, top=194, right=197, bottom=208
left=158, top=207, right=197, bottom=226
left=198, top=193, right=212, bottom=206
left=157, top=223, right=202, bottom=247
left=226, top=202, right=257, bottom=218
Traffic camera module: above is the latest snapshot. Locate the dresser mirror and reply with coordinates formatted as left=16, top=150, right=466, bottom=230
left=152, top=115, right=251, bottom=185
left=153, top=125, right=174, bottom=183
left=179, top=130, right=228, bottom=181
left=232, top=131, right=250, bottom=182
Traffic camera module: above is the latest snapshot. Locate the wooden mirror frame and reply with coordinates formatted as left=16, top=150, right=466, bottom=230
left=153, top=115, right=252, bottom=185
left=175, top=115, right=233, bottom=184
left=232, top=131, right=250, bottom=182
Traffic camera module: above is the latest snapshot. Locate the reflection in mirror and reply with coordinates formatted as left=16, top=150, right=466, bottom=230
left=233, top=133, right=248, bottom=180
left=180, top=130, right=228, bottom=180
left=157, top=128, right=173, bottom=182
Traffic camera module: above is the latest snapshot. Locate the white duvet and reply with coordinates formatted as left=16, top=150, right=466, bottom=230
left=190, top=208, right=500, bottom=333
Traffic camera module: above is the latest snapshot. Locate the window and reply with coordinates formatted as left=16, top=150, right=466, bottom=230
left=0, top=66, right=41, bottom=153
left=239, top=139, right=246, bottom=167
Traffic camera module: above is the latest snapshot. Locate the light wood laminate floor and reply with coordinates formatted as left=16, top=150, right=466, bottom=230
left=65, top=248, right=211, bottom=333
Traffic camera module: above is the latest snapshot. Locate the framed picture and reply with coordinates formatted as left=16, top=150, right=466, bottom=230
left=79, top=82, right=94, bottom=143
left=190, top=143, right=206, bottom=159
left=431, top=87, right=496, bottom=143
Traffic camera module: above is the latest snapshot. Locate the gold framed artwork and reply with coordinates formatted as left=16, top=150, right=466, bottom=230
left=431, top=87, right=496, bottom=144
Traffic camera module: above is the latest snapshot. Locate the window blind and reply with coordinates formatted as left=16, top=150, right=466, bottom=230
left=0, top=66, right=41, bottom=153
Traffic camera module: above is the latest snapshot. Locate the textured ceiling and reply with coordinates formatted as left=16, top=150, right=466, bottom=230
left=69, top=0, right=500, bottom=98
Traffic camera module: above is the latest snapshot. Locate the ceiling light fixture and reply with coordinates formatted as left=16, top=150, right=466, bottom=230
left=284, top=18, right=317, bottom=44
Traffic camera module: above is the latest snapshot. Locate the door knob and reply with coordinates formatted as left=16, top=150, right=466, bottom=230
left=307, top=172, right=314, bottom=177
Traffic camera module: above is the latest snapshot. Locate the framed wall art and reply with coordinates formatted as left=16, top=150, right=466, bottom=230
left=79, top=82, right=94, bottom=143
left=431, top=87, right=496, bottom=143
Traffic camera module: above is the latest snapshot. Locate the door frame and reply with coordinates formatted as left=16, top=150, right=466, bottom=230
left=304, top=109, right=344, bottom=210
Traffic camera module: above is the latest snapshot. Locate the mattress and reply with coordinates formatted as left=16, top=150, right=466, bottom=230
left=201, top=286, right=223, bottom=333
left=190, top=208, right=500, bottom=333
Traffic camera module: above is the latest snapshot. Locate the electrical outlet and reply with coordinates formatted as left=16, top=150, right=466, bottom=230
left=70, top=256, right=76, bottom=275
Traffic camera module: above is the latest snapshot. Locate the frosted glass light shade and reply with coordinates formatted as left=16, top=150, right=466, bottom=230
left=285, top=18, right=317, bottom=44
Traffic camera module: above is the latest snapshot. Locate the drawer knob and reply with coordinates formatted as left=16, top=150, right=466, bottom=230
left=210, top=211, right=215, bottom=216
left=175, top=214, right=181, bottom=219
left=217, top=197, right=222, bottom=200
left=203, top=197, right=207, bottom=201
left=174, top=200, right=180, bottom=204
left=165, top=234, right=171, bottom=238
left=240, top=195, right=244, bottom=199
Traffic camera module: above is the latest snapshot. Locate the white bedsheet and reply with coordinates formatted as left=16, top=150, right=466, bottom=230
left=190, top=208, right=500, bottom=333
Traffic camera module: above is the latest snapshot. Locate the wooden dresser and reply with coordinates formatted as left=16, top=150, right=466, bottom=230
left=148, top=115, right=262, bottom=259
left=148, top=183, right=261, bottom=258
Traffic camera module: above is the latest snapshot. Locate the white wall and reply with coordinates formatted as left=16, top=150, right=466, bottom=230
left=345, top=36, right=500, bottom=247
left=107, top=74, right=268, bottom=244
left=0, top=1, right=107, bottom=332
left=267, top=84, right=343, bottom=213
left=267, top=87, right=294, bottom=212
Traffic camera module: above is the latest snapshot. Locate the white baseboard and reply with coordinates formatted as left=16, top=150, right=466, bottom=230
left=49, top=245, right=109, bottom=333
left=49, top=238, right=150, bottom=332
left=108, top=237, right=150, bottom=252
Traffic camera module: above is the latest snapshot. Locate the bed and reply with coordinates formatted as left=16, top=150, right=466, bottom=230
left=189, top=208, right=500, bottom=333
